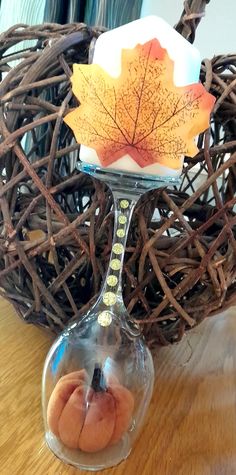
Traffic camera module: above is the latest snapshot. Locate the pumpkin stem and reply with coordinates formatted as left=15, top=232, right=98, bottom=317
left=91, top=363, right=107, bottom=392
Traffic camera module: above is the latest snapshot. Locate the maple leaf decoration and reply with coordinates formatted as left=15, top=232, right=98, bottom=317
left=64, top=39, right=215, bottom=169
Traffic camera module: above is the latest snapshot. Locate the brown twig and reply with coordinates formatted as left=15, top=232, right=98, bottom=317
left=0, top=18, right=236, bottom=346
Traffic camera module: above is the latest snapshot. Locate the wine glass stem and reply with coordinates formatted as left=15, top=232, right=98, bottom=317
left=99, top=190, right=138, bottom=310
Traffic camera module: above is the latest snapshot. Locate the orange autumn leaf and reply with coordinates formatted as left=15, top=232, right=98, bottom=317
left=64, top=39, right=215, bottom=169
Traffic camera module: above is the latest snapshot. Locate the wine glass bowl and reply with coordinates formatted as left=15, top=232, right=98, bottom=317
left=42, top=302, right=154, bottom=470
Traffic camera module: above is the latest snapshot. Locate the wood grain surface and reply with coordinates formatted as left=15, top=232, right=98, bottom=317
left=1, top=297, right=236, bottom=475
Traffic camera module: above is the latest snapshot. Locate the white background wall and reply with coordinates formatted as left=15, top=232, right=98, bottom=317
left=141, top=0, right=236, bottom=59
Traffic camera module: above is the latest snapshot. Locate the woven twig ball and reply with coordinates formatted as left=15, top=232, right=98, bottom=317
left=0, top=15, right=236, bottom=347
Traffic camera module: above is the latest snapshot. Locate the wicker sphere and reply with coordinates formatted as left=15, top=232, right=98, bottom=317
left=0, top=17, right=236, bottom=347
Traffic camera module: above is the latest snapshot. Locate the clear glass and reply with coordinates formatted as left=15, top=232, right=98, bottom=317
left=42, top=164, right=180, bottom=471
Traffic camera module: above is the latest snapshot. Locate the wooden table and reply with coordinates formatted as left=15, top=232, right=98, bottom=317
left=1, top=297, right=236, bottom=475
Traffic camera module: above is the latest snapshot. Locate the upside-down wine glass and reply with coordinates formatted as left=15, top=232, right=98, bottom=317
left=42, top=15, right=215, bottom=471
left=42, top=164, right=179, bottom=470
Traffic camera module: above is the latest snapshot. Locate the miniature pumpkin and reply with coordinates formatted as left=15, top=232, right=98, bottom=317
left=47, top=366, right=134, bottom=452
